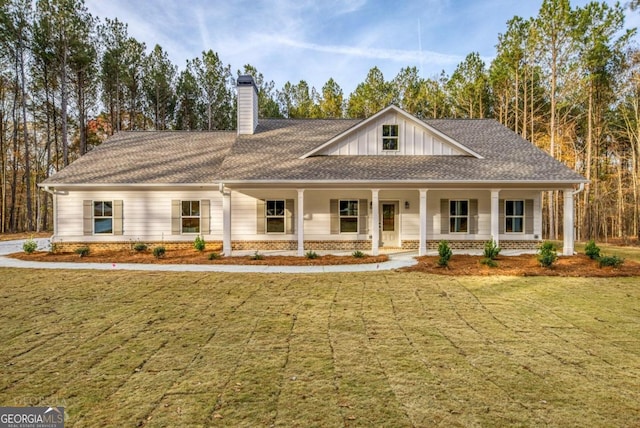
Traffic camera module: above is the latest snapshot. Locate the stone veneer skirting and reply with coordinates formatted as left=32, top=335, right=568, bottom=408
left=53, top=239, right=542, bottom=254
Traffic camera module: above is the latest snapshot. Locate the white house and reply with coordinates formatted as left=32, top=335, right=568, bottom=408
left=39, top=75, right=587, bottom=256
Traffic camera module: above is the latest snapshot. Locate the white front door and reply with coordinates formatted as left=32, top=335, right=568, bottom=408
left=379, top=201, right=400, bottom=247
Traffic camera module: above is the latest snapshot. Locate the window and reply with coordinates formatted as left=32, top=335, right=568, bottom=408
left=339, top=200, right=359, bottom=233
left=94, top=201, right=113, bottom=234
left=265, top=200, right=285, bottom=233
left=181, top=200, right=200, bottom=233
left=449, top=200, right=468, bottom=233
left=505, top=200, right=524, bottom=233
left=382, top=124, right=399, bottom=151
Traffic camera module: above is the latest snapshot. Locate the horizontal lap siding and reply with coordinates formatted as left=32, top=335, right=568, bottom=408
left=55, top=190, right=222, bottom=242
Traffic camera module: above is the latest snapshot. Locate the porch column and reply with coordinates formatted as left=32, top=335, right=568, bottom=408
left=419, top=189, right=428, bottom=256
left=222, top=189, right=232, bottom=256
left=491, top=189, right=500, bottom=245
left=297, top=189, right=305, bottom=256
left=563, top=188, right=575, bottom=256
left=371, top=189, right=380, bottom=256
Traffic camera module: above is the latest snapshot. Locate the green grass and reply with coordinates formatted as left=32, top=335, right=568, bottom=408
left=573, top=241, right=640, bottom=263
left=1, top=268, right=639, bottom=426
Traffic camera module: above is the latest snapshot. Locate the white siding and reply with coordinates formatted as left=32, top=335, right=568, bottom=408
left=54, top=188, right=222, bottom=243
left=237, top=85, right=258, bottom=135
left=319, top=111, right=465, bottom=156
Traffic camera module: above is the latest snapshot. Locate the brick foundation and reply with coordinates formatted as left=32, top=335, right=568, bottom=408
left=53, top=239, right=541, bottom=254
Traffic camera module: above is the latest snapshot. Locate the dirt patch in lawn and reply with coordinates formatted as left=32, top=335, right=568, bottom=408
left=405, top=253, right=640, bottom=277
left=10, top=248, right=388, bottom=266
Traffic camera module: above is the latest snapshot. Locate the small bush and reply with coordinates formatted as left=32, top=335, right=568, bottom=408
left=598, top=255, right=624, bottom=268
left=483, top=239, right=501, bottom=260
left=437, top=240, right=452, bottom=267
left=48, top=242, right=58, bottom=254
left=305, top=250, right=319, bottom=259
left=208, top=252, right=221, bottom=260
left=480, top=257, right=498, bottom=268
left=152, top=246, right=166, bottom=259
left=352, top=250, right=365, bottom=258
left=133, top=242, right=148, bottom=252
left=249, top=251, right=264, bottom=260
left=584, top=240, right=600, bottom=260
left=537, top=241, right=558, bottom=268
left=75, top=246, right=90, bottom=257
left=22, top=239, right=38, bottom=254
left=193, top=235, right=206, bottom=252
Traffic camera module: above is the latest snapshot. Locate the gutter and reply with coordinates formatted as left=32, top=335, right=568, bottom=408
left=572, top=182, right=585, bottom=196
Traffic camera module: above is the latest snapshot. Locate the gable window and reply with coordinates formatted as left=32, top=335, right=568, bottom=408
left=266, top=200, right=286, bottom=233
left=382, top=124, right=399, bottom=151
left=181, top=200, right=200, bottom=233
left=505, top=200, right=524, bottom=233
left=339, top=200, right=359, bottom=233
left=450, top=200, right=468, bottom=233
left=94, top=201, right=113, bottom=234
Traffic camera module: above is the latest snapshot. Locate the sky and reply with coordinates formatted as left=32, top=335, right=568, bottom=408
left=84, top=0, right=640, bottom=95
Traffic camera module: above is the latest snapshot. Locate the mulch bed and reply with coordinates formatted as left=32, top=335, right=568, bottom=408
left=10, top=249, right=388, bottom=266
left=404, top=254, right=640, bottom=277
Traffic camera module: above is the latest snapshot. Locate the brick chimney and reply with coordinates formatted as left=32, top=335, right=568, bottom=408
left=237, top=75, right=258, bottom=135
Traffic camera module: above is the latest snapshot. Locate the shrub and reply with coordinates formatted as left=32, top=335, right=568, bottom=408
left=22, top=239, right=38, bottom=254
left=305, top=250, right=319, bottom=259
left=208, top=252, right=221, bottom=260
left=483, top=238, right=501, bottom=260
left=598, top=255, right=624, bottom=268
left=437, top=240, right=452, bottom=267
left=584, top=240, right=600, bottom=260
left=193, top=235, right=206, bottom=252
left=133, top=242, right=148, bottom=252
left=75, top=246, right=90, bottom=257
left=48, top=243, right=58, bottom=254
left=152, top=246, right=166, bottom=259
left=352, top=250, right=365, bottom=258
left=480, top=257, right=498, bottom=268
left=249, top=251, right=264, bottom=260
left=537, top=241, right=558, bottom=268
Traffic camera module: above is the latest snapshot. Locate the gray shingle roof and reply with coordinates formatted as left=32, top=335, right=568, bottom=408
left=43, top=116, right=586, bottom=186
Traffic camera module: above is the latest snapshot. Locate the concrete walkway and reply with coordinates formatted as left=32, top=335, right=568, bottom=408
left=0, top=238, right=418, bottom=273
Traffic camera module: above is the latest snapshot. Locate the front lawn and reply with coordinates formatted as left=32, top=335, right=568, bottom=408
left=0, top=268, right=638, bottom=426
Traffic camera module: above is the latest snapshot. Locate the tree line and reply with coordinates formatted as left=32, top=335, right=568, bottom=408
left=1, top=0, right=640, bottom=243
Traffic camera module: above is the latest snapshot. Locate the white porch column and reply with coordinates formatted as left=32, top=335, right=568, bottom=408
left=563, top=188, right=575, bottom=256
left=371, top=189, right=380, bottom=256
left=419, top=189, right=428, bottom=256
left=222, top=190, right=232, bottom=256
left=491, top=189, right=500, bottom=244
left=297, top=189, right=305, bottom=256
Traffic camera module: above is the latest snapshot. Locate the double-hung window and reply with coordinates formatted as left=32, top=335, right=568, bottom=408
left=181, top=200, right=200, bottom=233
left=266, top=200, right=285, bottom=233
left=339, top=200, right=359, bottom=233
left=94, top=201, right=113, bottom=234
left=505, top=200, right=524, bottom=233
left=382, top=124, right=399, bottom=151
left=449, top=200, right=468, bottom=233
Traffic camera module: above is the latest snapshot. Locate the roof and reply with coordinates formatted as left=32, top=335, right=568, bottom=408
left=42, top=113, right=587, bottom=187
left=42, top=131, right=235, bottom=184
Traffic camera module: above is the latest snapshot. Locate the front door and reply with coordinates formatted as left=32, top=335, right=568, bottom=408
left=380, top=201, right=400, bottom=247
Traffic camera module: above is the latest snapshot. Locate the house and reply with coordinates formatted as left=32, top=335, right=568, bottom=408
left=39, top=75, right=587, bottom=256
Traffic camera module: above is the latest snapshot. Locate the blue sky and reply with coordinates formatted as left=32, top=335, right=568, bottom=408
left=85, top=0, right=639, bottom=95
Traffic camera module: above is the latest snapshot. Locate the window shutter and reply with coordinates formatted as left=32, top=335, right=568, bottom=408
left=201, top=199, right=210, bottom=234
left=256, top=199, right=265, bottom=234
left=358, top=199, right=368, bottom=234
left=440, top=199, right=449, bottom=234
left=83, top=200, right=93, bottom=235
left=285, top=199, right=295, bottom=234
left=113, top=200, right=123, bottom=235
left=469, top=199, right=478, bottom=234
left=171, top=200, right=180, bottom=235
left=499, top=199, right=505, bottom=234
left=330, top=199, right=339, bottom=234
left=525, top=199, right=534, bottom=234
